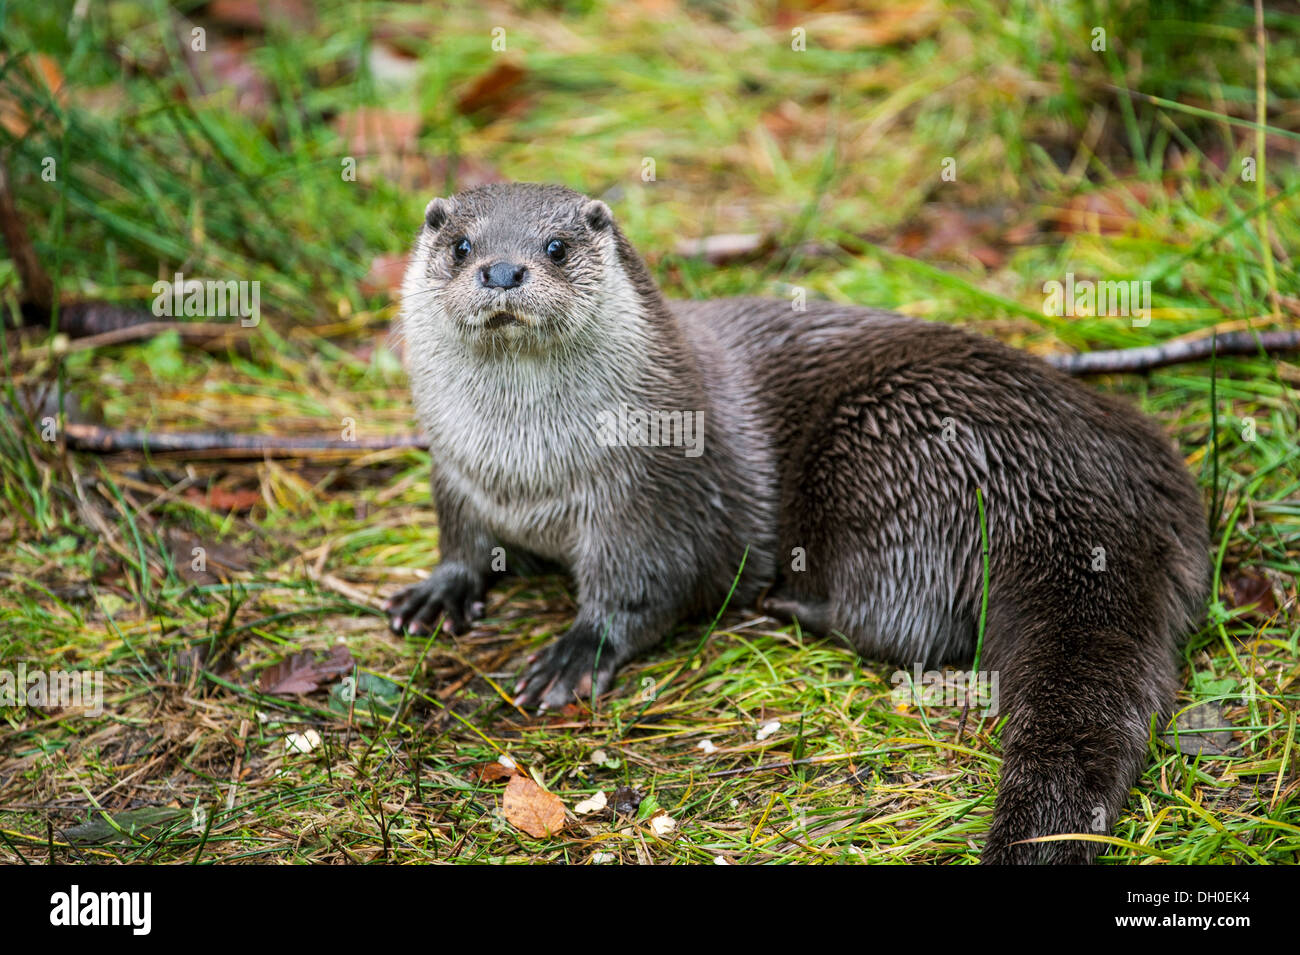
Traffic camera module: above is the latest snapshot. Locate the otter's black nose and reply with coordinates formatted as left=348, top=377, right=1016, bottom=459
left=480, top=262, right=527, bottom=289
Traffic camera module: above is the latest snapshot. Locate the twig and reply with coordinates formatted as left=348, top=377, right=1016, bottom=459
left=62, top=422, right=428, bottom=457
left=1044, top=329, right=1300, bottom=376
left=47, top=320, right=249, bottom=352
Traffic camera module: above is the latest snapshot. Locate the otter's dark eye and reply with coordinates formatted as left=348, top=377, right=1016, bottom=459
left=452, top=237, right=471, bottom=262
left=545, top=239, right=566, bottom=263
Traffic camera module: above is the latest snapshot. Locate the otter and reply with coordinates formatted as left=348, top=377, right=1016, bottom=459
left=386, top=182, right=1209, bottom=864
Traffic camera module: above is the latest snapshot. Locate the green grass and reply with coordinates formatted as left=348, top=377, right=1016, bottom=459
left=0, top=0, right=1297, bottom=863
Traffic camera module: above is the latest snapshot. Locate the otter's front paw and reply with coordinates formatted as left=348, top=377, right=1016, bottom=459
left=383, top=563, right=486, bottom=636
left=513, top=625, right=617, bottom=710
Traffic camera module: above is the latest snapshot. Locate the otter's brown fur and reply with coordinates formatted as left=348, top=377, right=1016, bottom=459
left=388, top=182, right=1209, bottom=864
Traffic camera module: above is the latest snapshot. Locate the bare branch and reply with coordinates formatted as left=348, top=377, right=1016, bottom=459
left=1045, top=330, right=1300, bottom=376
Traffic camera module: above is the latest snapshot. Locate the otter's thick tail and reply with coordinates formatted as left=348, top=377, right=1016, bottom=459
left=982, top=616, right=1177, bottom=865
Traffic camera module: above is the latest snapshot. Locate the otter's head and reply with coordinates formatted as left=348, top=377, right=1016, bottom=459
left=401, top=183, right=638, bottom=353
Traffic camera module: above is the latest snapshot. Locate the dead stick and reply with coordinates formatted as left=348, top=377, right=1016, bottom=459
left=1044, top=329, right=1300, bottom=375
left=53, top=321, right=248, bottom=352
left=62, top=423, right=428, bottom=456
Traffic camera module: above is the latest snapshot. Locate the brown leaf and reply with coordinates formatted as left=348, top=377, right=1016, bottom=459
left=0, top=53, right=65, bottom=137
left=472, top=760, right=526, bottom=783
left=502, top=775, right=566, bottom=838
left=258, top=644, right=355, bottom=696
left=455, top=60, right=527, bottom=118
left=611, top=785, right=643, bottom=816
left=184, top=485, right=263, bottom=512
left=1224, top=569, right=1278, bottom=618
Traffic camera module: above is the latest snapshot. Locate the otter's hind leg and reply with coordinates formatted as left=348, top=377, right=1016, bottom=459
left=981, top=597, right=1177, bottom=864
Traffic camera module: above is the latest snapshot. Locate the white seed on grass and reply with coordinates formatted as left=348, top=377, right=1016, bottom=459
left=756, top=720, right=781, bottom=741
left=697, top=739, right=717, bottom=754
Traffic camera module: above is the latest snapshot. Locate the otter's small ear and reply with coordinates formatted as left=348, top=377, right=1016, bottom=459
left=424, top=197, right=454, bottom=230
left=584, top=199, right=613, bottom=232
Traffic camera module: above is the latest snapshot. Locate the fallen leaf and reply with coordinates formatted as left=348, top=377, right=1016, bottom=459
left=649, top=813, right=676, bottom=836
left=502, top=775, right=566, bottom=838
left=258, top=644, right=355, bottom=696
left=472, top=757, right=525, bottom=783
left=1224, top=569, right=1278, bottom=618
left=184, top=485, right=263, bottom=512
left=455, top=60, right=527, bottom=118
left=574, top=791, right=607, bottom=815
left=611, top=785, right=643, bottom=816
left=0, top=53, right=65, bottom=137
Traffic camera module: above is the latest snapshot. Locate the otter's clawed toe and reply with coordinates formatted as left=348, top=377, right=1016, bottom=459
left=513, top=628, right=615, bottom=710
left=385, top=566, right=485, bottom=636
left=759, top=592, right=831, bottom=635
